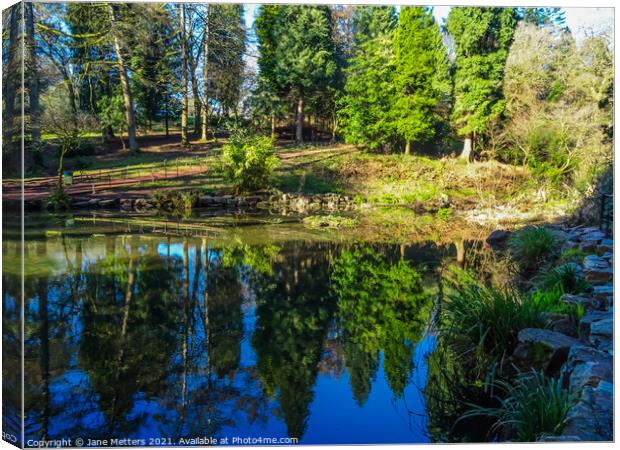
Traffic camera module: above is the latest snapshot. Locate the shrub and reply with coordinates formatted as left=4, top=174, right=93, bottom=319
left=461, top=370, right=576, bottom=442
left=220, top=133, right=278, bottom=193
left=437, top=207, right=453, bottom=221
left=439, top=270, right=545, bottom=362
left=47, top=185, right=71, bottom=211
left=508, top=226, right=556, bottom=270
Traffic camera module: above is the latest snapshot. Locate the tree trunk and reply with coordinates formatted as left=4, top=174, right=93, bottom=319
left=460, top=134, right=473, bottom=162
left=164, top=89, right=169, bottom=136
left=180, top=4, right=189, bottom=146
left=201, top=6, right=210, bottom=141
left=271, top=113, right=276, bottom=140
left=295, top=89, right=304, bottom=142
left=109, top=5, right=138, bottom=153
left=25, top=2, right=40, bottom=148
left=405, top=140, right=411, bottom=155
left=191, top=76, right=201, bottom=136
left=2, top=5, right=20, bottom=150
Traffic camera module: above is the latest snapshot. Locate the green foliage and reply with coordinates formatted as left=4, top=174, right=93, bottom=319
left=461, top=370, right=575, bottom=441
left=219, top=132, right=279, bottom=193
left=47, top=184, right=71, bottom=211
left=331, top=246, right=432, bottom=397
left=508, top=226, right=557, bottom=270
left=351, top=5, right=397, bottom=44
left=537, top=263, right=591, bottom=295
left=152, top=190, right=198, bottom=216
left=392, top=7, right=450, bottom=150
left=500, top=24, right=613, bottom=191
left=446, top=7, right=517, bottom=137
left=338, top=33, right=398, bottom=152
left=439, top=270, right=545, bottom=363
left=302, top=215, right=359, bottom=229
left=437, top=207, right=453, bottom=222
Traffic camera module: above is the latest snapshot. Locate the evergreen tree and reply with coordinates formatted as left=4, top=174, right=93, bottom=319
left=256, top=5, right=337, bottom=142
left=446, top=7, right=517, bottom=161
left=351, top=5, right=397, bottom=45
left=393, top=7, right=450, bottom=154
left=338, top=7, right=397, bottom=152
left=339, top=34, right=397, bottom=152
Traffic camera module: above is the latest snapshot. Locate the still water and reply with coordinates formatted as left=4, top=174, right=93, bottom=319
left=2, top=214, right=462, bottom=446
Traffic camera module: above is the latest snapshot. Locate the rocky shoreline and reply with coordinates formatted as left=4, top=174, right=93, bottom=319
left=489, top=225, right=613, bottom=442
left=15, top=191, right=452, bottom=215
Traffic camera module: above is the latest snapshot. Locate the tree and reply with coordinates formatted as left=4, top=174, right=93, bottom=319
left=338, top=6, right=398, bottom=152
left=446, top=7, right=517, bottom=161
left=393, top=7, right=450, bottom=154
left=179, top=3, right=189, bottom=145
left=256, top=5, right=338, bottom=142
left=518, top=7, right=566, bottom=27
left=25, top=1, right=41, bottom=149
left=2, top=4, right=21, bottom=160
left=338, top=34, right=398, bottom=152
left=107, top=4, right=139, bottom=152
left=501, top=23, right=613, bottom=191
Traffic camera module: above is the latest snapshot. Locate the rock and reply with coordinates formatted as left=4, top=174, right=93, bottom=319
left=120, top=199, right=133, bottom=210
left=592, top=284, right=613, bottom=307
left=226, top=198, right=238, bottom=207
left=583, top=255, right=613, bottom=283
left=87, top=198, right=100, bottom=206
left=513, top=328, right=579, bottom=374
left=98, top=198, right=118, bottom=208
left=538, top=435, right=582, bottom=442
left=566, top=345, right=612, bottom=393
left=541, top=312, right=577, bottom=337
left=72, top=201, right=92, bottom=209
left=579, top=310, right=611, bottom=341
left=134, top=198, right=154, bottom=212
left=562, top=383, right=613, bottom=441
left=589, top=318, right=613, bottom=353
left=486, top=229, right=509, bottom=248
left=561, top=293, right=607, bottom=311
left=597, top=239, right=613, bottom=255
left=561, top=240, right=579, bottom=252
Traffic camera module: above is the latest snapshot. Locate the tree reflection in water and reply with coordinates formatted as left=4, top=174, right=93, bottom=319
left=8, top=230, right=442, bottom=444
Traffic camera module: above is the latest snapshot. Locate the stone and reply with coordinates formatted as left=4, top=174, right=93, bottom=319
left=566, top=344, right=612, bottom=393
left=561, top=240, right=579, bottom=252
left=562, top=382, right=613, bottom=441
left=120, top=199, right=133, bottom=210
left=72, top=201, right=92, bottom=209
left=512, top=328, right=579, bottom=374
left=589, top=318, right=613, bottom=353
left=133, top=198, right=154, bottom=212
left=561, top=293, right=607, bottom=311
left=597, top=239, right=613, bottom=255
left=486, top=229, right=509, bottom=248
left=87, top=198, right=100, bottom=206
left=583, top=255, right=613, bottom=283
left=592, top=284, right=613, bottom=307
left=579, top=310, right=611, bottom=341
left=538, top=435, right=582, bottom=442
left=98, top=198, right=118, bottom=208
left=541, top=312, right=577, bottom=337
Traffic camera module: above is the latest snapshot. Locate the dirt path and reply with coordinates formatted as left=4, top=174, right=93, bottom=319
left=2, top=165, right=206, bottom=201
left=2, top=142, right=357, bottom=202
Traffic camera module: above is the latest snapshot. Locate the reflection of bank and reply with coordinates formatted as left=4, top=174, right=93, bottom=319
left=12, top=226, right=465, bottom=445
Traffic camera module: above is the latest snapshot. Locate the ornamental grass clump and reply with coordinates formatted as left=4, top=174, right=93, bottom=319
left=508, top=226, right=557, bottom=270
left=460, top=370, right=576, bottom=442
left=439, top=270, right=545, bottom=363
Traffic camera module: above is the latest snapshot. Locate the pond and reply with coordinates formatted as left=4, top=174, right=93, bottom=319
left=2, top=213, right=469, bottom=446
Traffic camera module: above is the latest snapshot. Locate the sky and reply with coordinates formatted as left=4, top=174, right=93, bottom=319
left=242, top=4, right=614, bottom=45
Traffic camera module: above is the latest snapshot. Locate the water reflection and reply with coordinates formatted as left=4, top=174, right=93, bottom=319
left=3, top=226, right=459, bottom=445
